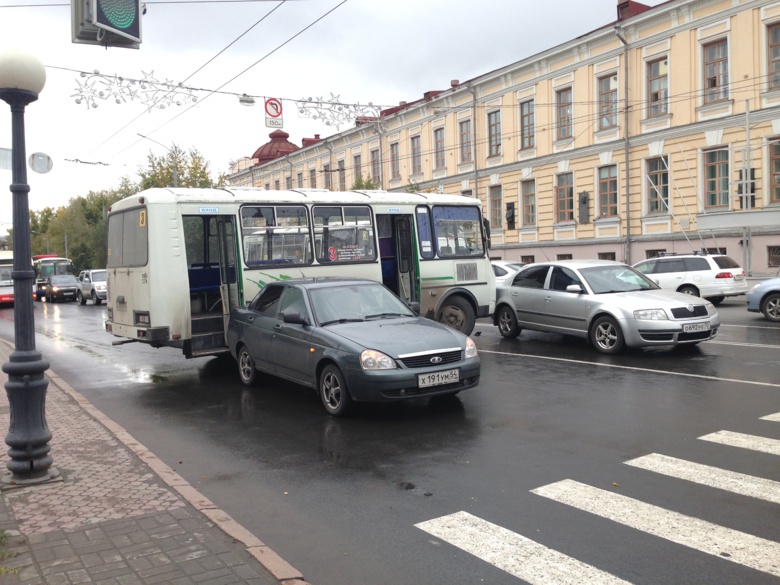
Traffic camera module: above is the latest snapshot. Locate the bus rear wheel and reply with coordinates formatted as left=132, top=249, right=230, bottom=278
left=436, top=296, right=476, bottom=335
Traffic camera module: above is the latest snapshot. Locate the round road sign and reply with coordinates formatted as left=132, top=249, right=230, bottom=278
left=265, top=98, right=283, bottom=118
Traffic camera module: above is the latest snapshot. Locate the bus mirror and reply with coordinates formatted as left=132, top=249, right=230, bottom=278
left=408, top=302, right=420, bottom=315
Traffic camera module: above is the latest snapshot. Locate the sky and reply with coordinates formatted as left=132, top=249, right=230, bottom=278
left=0, top=0, right=666, bottom=231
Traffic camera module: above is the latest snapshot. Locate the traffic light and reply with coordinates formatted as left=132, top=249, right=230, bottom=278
left=71, top=0, right=142, bottom=49
left=93, top=0, right=141, bottom=43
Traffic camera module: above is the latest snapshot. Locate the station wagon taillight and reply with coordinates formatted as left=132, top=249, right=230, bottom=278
left=715, top=272, right=734, bottom=279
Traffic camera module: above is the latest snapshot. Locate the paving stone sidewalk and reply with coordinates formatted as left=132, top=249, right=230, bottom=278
left=0, top=340, right=310, bottom=585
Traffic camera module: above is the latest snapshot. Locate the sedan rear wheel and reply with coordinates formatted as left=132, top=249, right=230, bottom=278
left=590, top=315, right=625, bottom=354
left=320, top=364, right=352, bottom=417
left=763, top=292, right=780, bottom=322
left=237, top=346, right=257, bottom=386
left=706, top=295, right=725, bottom=306
left=497, top=305, right=520, bottom=338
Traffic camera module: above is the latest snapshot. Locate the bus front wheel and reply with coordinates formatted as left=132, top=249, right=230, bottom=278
left=436, top=296, right=476, bottom=335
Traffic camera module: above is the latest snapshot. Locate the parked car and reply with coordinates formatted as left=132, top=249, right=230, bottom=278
left=41, top=274, right=79, bottom=302
left=77, top=269, right=107, bottom=305
left=227, top=278, right=480, bottom=416
left=746, top=277, right=780, bottom=322
left=492, top=260, right=527, bottom=287
left=632, top=252, right=747, bottom=305
left=493, top=260, right=720, bottom=354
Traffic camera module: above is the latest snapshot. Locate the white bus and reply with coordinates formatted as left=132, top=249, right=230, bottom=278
left=105, top=188, right=495, bottom=358
left=0, top=250, right=13, bottom=305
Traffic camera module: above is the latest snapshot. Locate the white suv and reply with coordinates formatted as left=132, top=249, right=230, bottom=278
left=633, top=253, right=747, bottom=305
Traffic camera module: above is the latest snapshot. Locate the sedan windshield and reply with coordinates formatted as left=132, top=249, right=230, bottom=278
left=579, top=265, right=659, bottom=294
left=310, top=283, right=414, bottom=325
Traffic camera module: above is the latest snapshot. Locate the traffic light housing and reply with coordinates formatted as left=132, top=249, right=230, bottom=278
left=72, top=0, right=142, bottom=49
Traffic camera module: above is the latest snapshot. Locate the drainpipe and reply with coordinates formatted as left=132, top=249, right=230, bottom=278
left=469, top=85, right=479, bottom=200
left=615, top=25, right=631, bottom=264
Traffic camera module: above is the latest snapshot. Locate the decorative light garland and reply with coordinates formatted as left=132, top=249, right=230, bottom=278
left=296, top=93, right=381, bottom=129
left=71, top=70, right=198, bottom=111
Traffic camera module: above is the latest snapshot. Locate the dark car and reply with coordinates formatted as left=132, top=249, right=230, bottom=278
left=227, top=278, right=480, bottom=416
left=42, top=274, right=79, bottom=302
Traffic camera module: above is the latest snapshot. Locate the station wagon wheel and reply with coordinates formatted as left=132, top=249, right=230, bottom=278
left=763, top=292, right=780, bottom=322
left=706, top=295, right=725, bottom=306
left=320, top=364, right=352, bottom=417
left=497, top=305, right=520, bottom=338
left=436, top=296, right=476, bottom=335
left=678, top=285, right=699, bottom=296
left=236, top=345, right=257, bottom=386
left=590, top=315, right=625, bottom=355
left=77, top=291, right=86, bottom=305
left=91, top=290, right=102, bottom=305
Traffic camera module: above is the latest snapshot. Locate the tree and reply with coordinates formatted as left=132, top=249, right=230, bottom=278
left=138, top=144, right=223, bottom=189
left=351, top=175, right=380, bottom=190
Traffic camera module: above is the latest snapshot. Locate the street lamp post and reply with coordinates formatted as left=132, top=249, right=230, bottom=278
left=0, top=50, right=57, bottom=485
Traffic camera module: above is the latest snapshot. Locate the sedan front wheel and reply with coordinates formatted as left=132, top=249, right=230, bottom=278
left=320, top=364, right=352, bottom=417
left=763, top=292, right=780, bottom=322
left=590, top=315, right=625, bottom=354
left=237, top=346, right=257, bottom=386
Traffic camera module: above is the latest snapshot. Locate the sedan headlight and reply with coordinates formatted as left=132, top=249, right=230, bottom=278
left=51, top=287, right=60, bottom=293
left=705, top=301, right=717, bottom=316
left=465, top=337, right=478, bottom=359
left=360, top=349, right=397, bottom=370
left=749, top=283, right=761, bottom=293
left=633, top=308, right=668, bottom=320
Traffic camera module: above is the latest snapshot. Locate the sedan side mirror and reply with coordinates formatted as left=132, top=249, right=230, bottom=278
left=565, top=284, right=585, bottom=294
left=282, top=310, right=310, bottom=326
left=408, top=301, right=421, bottom=315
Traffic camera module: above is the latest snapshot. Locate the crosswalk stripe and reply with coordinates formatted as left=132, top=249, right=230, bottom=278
left=532, top=480, right=780, bottom=577
left=625, top=453, right=780, bottom=504
left=415, top=511, right=631, bottom=585
left=760, top=412, right=780, bottom=422
left=699, top=430, right=780, bottom=456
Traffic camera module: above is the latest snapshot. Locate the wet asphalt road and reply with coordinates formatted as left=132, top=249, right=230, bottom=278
left=0, top=297, right=779, bottom=585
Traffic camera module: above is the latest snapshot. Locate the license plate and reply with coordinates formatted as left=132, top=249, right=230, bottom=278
left=63, top=292, right=74, bottom=296
left=683, top=322, right=710, bottom=333
left=735, top=274, right=744, bottom=281
left=418, top=368, right=459, bottom=388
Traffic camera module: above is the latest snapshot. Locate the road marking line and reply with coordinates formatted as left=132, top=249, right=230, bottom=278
left=760, top=412, right=780, bottom=422
left=699, top=431, right=780, bottom=456
left=478, top=349, right=780, bottom=388
left=625, top=453, right=780, bottom=504
left=707, top=340, right=780, bottom=349
left=532, top=479, right=780, bottom=577
left=415, top=511, right=631, bottom=585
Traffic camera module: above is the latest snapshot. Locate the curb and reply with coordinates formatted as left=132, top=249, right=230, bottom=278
left=1, top=339, right=312, bottom=585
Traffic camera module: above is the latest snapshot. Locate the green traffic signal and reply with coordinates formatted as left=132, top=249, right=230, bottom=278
left=93, top=0, right=141, bottom=43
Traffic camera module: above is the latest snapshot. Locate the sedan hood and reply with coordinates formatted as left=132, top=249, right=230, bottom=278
left=326, top=317, right=465, bottom=355
left=606, top=288, right=711, bottom=306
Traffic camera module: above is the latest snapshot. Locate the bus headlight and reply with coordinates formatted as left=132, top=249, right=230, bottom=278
left=361, top=349, right=397, bottom=370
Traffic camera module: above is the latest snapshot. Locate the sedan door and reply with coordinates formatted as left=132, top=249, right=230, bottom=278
left=268, top=286, right=316, bottom=386
left=509, top=265, right=553, bottom=329
left=544, top=266, right=590, bottom=336
left=240, top=284, right=285, bottom=372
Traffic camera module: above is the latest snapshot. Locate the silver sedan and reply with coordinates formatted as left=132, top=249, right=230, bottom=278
left=493, top=260, right=720, bottom=354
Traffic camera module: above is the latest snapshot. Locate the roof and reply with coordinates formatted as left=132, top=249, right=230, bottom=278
left=250, top=130, right=299, bottom=164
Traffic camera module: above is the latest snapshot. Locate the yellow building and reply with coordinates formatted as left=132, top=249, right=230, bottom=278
left=227, top=0, right=780, bottom=276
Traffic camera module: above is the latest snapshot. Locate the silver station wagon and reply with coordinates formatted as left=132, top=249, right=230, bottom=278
left=493, top=260, right=720, bottom=354
left=227, top=278, right=481, bottom=416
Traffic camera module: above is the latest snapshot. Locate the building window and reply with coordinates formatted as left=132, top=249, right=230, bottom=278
left=646, top=249, right=666, bottom=259
left=598, top=74, right=618, bottom=130
left=556, top=88, right=573, bottom=140
left=353, top=154, right=362, bottom=182
left=703, top=39, right=729, bottom=104
left=598, top=252, right=616, bottom=261
left=557, top=253, right=573, bottom=260
left=370, top=149, right=381, bottom=184
left=489, top=185, right=503, bottom=228
left=459, top=120, right=472, bottom=163
left=337, top=160, right=346, bottom=190
left=309, top=169, right=316, bottom=189
left=274, top=179, right=280, bottom=190
left=434, top=128, right=445, bottom=169
left=770, top=24, right=780, bottom=90
left=285, top=175, right=292, bottom=190
left=296, top=172, right=303, bottom=188
left=411, top=135, right=422, bottom=175
left=323, top=164, right=331, bottom=190
left=390, top=143, right=400, bottom=180
left=521, top=255, right=535, bottom=264
left=769, top=246, right=780, bottom=267
left=771, top=139, right=780, bottom=203
left=647, top=156, right=669, bottom=213
left=556, top=172, right=574, bottom=222
left=704, top=149, right=729, bottom=208
left=598, top=165, right=618, bottom=217
left=488, top=111, right=501, bottom=157
left=521, top=180, right=536, bottom=226
left=265, top=182, right=270, bottom=191
left=647, top=58, right=669, bottom=117
left=520, top=100, right=535, bottom=149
